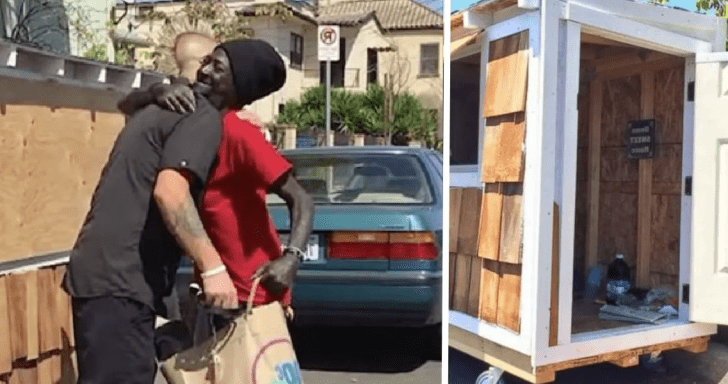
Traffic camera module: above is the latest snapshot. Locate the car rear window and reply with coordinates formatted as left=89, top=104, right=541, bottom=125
left=267, top=154, right=434, bottom=205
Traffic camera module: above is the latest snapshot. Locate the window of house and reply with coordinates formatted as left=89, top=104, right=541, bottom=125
left=290, top=33, right=303, bottom=69
left=367, top=48, right=378, bottom=84
left=420, top=43, right=439, bottom=77
left=138, top=5, right=154, bottom=18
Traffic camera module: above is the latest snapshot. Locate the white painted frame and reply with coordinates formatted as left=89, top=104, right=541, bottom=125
left=449, top=9, right=541, bottom=356
left=531, top=0, right=722, bottom=367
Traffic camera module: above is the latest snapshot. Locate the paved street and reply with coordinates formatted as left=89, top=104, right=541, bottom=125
left=295, top=326, right=441, bottom=384
left=449, top=339, right=728, bottom=384
left=156, top=325, right=441, bottom=383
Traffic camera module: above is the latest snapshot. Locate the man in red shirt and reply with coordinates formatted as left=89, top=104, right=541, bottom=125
left=120, top=36, right=314, bottom=311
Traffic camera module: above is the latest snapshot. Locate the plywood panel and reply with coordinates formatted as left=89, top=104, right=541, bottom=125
left=481, top=113, right=526, bottom=182
left=54, top=266, right=73, bottom=348
left=601, top=75, right=641, bottom=147
left=654, top=66, right=684, bottom=145
left=480, top=260, right=500, bottom=323
left=453, top=253, right=472, bottom=313
left=0, top=106, right=123, bottom=263
left=598, top=192, right=638, bottom=267
left=23, top=107, right=89, bottom=257
left=651, top=195, right=680, bottom=277
left=652, top=144, right=682, bottom=184
left=600, top=147, right=638, bottom=182
left=497, top=263, right=521, bottom=332
left=449, top=188, right=463, bottom=253
left=484, top=31, right=529, bottom=118
left=478, top=183, right=503, bottom=260
left=0, top=277, right=11, bottom=375
left=467, top=256, right=482, bottom=317
left=458, top=188, right=483, bottom=256
left=0, top=106, right=33, bottom=259
left=37, top=268, right=60, bottom=353
left=499, top=183, right=523, bottom=264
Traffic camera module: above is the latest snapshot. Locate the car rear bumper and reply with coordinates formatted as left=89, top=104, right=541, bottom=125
left=291, top=269, right=442, bottom=327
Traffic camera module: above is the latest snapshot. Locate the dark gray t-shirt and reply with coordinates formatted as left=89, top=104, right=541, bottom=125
left=65, top=93, right=222, bottom=317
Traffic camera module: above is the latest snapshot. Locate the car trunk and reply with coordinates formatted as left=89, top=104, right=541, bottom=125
left=268, top=204, right=441, bottom=272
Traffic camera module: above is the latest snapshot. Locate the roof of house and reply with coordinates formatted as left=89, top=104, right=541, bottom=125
left=318, top=0, right=443, bottom=30
left=317, top=10, right=378, bottom=26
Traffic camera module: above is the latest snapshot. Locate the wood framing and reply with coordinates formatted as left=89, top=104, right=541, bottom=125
left=549, top=203, right=560, bottom=347
left=637, top=71, right=655, bottom=287
left=585, top=80, right=602, bottom=275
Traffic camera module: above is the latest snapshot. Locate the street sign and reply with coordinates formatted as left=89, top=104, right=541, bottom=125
left=318, top=25, right=340, bottom=62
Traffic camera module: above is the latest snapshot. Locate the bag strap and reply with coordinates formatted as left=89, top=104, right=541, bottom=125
left=247, top=277, right=261, bottom=315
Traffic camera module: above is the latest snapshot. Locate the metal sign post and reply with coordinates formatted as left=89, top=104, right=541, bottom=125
left=318, top=25, right=340, bottom=147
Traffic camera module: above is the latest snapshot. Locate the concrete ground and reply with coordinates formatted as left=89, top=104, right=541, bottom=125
left=156, top=325, right=442, bottom=384
left=450, top=338, right=728, bottom=384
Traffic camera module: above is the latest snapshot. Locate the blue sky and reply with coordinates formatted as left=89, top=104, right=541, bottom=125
left=451, top=0, right=700, bottom=14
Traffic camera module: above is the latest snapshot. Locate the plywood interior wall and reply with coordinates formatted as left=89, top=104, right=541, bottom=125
left=574, top=40, right=684, bottom=292
left=0, top=105, right=124, bottom=262
left=0, top=265, right=76, bottom=383
left=450, top=187, right=522, bottom=333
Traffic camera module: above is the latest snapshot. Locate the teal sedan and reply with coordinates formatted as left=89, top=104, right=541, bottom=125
left=267, top=147, right=443, bottom=331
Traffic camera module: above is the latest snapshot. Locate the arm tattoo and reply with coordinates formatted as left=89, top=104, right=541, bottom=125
left=173, top=194, right=206, bottom=237
left=159, top=192, right=213, bottom=254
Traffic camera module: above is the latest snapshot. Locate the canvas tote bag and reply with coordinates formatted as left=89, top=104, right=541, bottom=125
left=160, top=278, right=303, bottom=384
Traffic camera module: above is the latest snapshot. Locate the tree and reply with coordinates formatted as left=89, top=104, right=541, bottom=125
left=650, top=0, right=727, bottom=16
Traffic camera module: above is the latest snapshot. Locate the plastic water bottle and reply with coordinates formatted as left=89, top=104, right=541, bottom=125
left=606, top=253, right=631, bottom=305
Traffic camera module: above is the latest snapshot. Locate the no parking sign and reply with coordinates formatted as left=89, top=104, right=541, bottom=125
left=318, top=25, right=340, bottom=61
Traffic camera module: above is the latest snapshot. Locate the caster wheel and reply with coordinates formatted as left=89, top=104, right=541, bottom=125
left=476, top=367, right=506, bottom=384
left=639, top=353, right=665, bottom=372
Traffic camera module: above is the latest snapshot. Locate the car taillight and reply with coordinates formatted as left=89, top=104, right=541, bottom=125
left=328, top=231, right=437, bottom=260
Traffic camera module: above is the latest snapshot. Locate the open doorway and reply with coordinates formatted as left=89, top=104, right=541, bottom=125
left=572, top=33, right=686, bottom=335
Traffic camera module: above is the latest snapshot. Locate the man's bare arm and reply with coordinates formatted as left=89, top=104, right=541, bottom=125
left=118, top=82, right=196, bottom=116
left=273, top=172, right=314, bottom=251
left=154, top=169, right=238, bottom=309
left=253, top=172, right=314, bottom=295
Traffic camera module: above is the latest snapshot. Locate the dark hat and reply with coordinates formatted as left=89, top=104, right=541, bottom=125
left=218, top=39, right=286, bottom=108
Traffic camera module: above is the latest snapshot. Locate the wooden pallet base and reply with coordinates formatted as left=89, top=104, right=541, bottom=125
left=535, top=335, right=709, bottom=379
left=450, top=324, right=709, bottom=384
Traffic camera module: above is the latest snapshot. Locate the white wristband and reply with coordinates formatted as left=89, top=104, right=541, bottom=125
left=200, top=264, right=227, bottom=278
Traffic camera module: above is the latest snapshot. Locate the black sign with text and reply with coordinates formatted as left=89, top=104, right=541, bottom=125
left=627, top=119, right=655, bottom=159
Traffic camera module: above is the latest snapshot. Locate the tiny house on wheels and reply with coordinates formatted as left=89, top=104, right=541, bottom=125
left=449, top=0, right=728, bottom=382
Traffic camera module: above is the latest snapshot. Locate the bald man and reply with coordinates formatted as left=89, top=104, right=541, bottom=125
left=120, top=32, right=268, bottom=133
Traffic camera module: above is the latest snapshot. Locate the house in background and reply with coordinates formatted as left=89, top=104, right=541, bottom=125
left=110, top=0, right=443, bottom=138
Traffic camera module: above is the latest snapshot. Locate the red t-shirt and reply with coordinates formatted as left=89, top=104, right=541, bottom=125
left=201, top=110, right=292, bottom=306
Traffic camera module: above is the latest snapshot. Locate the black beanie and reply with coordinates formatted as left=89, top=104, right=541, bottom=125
left=218, top=39, right=287, bottom=108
